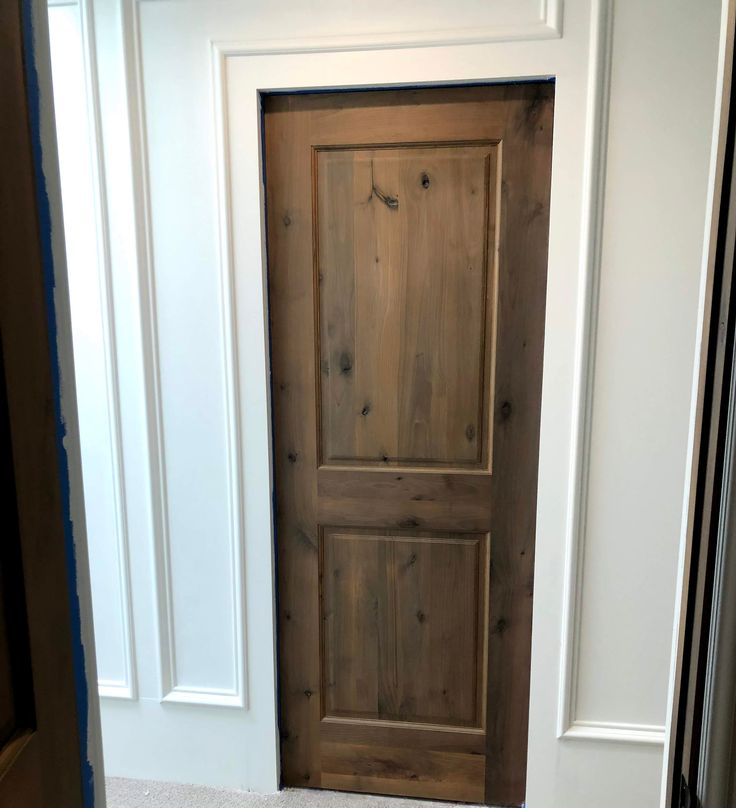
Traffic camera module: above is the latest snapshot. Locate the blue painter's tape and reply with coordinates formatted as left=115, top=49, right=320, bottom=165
left=20, top=2, right=95, bottom=805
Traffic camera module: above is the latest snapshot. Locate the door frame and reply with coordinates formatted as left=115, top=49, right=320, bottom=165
left=2, top=0, right=103, bottom=804
left=214, top=3, right=614, bottom=796
left=663, top=1, right=736, bottom=803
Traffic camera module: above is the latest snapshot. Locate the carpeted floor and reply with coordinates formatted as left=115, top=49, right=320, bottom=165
left=106, top=779, right=480, bottom=808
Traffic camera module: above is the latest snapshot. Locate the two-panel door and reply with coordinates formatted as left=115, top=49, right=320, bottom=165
left=264, top=85, right=553, bottom=806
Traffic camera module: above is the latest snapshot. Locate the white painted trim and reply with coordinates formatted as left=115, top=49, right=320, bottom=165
left=84, top=0, right=138, bottom=702
left=139, top=0, right=562, bottom=49
left=556, top=0, right=614, bottom=740
left=57, top=0, right=139, bottom=701
left=122, top=0, right=247, bottom=708
left=564, top=720, right=666, bottom=746
left=161, top=687, right=244, bottom=709
left=543, top=0, right=564, bottom=38
left=99, top=681, right=135, bottom=700
left=210, top=38, right=249, bottom=712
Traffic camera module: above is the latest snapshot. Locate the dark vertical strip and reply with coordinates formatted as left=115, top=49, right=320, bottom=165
left=0, top=342, right=37, bottom=743
left=18, top=2, right=94, bottom=804
left=670, top=28, right=736, bottom=807
left=259, top=90, right=286, bottom=788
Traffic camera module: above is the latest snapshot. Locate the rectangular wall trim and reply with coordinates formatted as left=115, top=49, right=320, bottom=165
left=140, top=0, right=562, bottom=48
left=51, top=0, right=138, bottom=701
left=555, top=0, right=618, bottom=742
left=86, top=0, right=137, bottom=697
left=555, top=0, right=671, bottom=745
left=565, top=721, right=666, bottom=746
left=122, top=0, right=247, bottom=708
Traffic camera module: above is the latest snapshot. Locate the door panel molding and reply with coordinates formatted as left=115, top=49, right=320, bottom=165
left=313, top=142, right=498, bottom=470
left=319, top=527, right=490, bottom=729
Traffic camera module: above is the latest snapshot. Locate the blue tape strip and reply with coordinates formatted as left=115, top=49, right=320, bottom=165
left=20, top=2, right=95, bottom=805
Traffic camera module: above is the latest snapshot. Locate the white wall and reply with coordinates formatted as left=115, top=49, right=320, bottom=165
left=49, top=0, right=722, bottom=805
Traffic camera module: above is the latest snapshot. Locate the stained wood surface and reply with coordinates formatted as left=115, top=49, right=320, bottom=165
left=321, top=528, right=488, bottom=727
left=0, top=1, right=85, bottom=805
left=321, top=741, right=485, bottom=803
left=265, top=84, right=553, bottom=806
left=316, top=144, right=494, bottom=467
left=317, top=469, right=493, bottom=532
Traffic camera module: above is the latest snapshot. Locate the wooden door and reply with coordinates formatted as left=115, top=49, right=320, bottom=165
left=0, top=1, right=87, bottom=805
left=265, top=84, right=553, bottom=806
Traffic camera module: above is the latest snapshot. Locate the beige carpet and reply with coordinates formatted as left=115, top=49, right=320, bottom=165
left=106, top=779, right=481, bottom=808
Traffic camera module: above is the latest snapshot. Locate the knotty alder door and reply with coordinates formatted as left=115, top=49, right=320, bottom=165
left=265, top=84, right=553, bottom=806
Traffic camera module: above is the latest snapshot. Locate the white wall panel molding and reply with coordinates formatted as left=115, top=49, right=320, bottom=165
left=80, top=0, right=138, bottom=701
left=556, top=0, right=616, bottom=742
left=139, top=0, right=562, bottom=49
left=566, top=721, right=666, bottom=746
left=557, top=0, right=720, bottom=747
left=49, top=0, right=137, bottom=701
left=122, top=0, right=247, bottom=708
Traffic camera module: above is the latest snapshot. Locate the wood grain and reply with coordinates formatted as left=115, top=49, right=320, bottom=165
left=265, top=84, right=553, bottom=806
left=320, top=716, right=485, bottom=753
left=0, top=1, right=86, bottom=805
left=483, top=83, right=553, bottom=805
left=317, top=468, right=493, bottom=532
left=321, top=741, right=485, bottom=803
left=316, top=144, right=495, bottom=467
left=320, top=528, right=488, bottom=728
